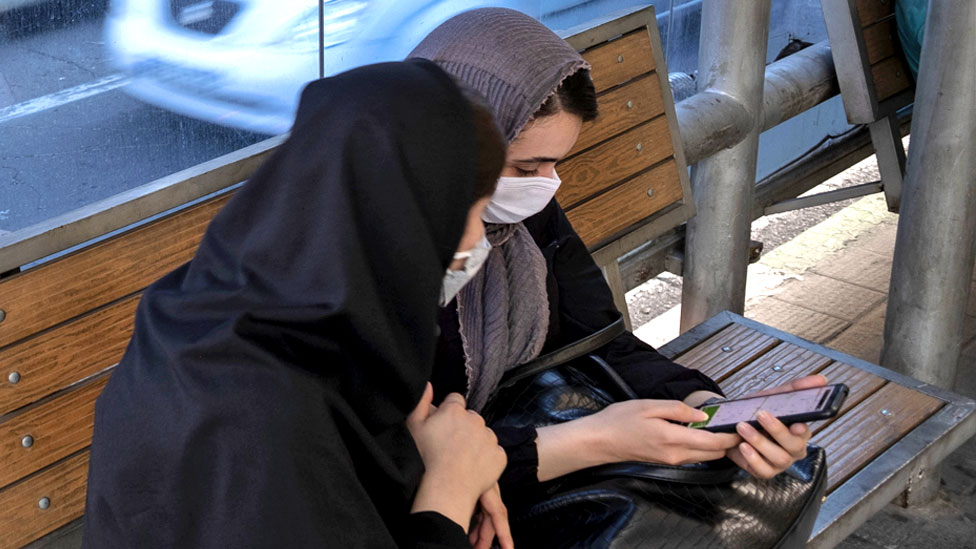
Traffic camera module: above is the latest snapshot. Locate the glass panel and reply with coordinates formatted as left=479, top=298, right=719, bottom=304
left=0, top=0, right=296, bottom=235
left=759, top=0, right=852, bottom=179
left=660, top=0, right=702, bottom=74
left=0, top=0, right=851, bottom=239
left=313, top=1, right=684, bottom=78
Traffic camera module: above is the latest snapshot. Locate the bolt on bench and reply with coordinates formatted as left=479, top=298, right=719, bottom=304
left=0, top=6, right=972, bottom=549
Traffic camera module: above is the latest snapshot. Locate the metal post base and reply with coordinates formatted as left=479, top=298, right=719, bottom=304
left=881, top=0, right=976, bottom=504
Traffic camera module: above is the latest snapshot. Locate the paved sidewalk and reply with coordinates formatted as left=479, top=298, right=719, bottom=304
left=634, top=192, right=976, bottom=548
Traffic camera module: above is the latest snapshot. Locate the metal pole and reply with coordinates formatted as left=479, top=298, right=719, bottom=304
left=881, top=0, right=976, bottom=504
left=759, top=41, right=837, bottom=132
left=677, top=40, right=837, bottom=166
left=318, top=0, right=325, bottom=79
left=680, top=0, right=771, bottom=331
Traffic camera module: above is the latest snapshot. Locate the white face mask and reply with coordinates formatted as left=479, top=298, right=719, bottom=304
left=481, top=171, right=561, bottom=224
left=438, top=235, right=491, bottom=307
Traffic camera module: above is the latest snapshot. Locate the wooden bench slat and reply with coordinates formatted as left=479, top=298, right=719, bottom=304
left=862, top=18, right=899, bottom=65
left=855, top=0, right=895, bottom=28
left=1, top=296, right=136, bottom=415
left=0, top=377, right=106, bottom=490
left=717, top=342, right=833, bottom=399
left=871, top=55, right=913, bottom=102
left=0, top=451, right=89, bottom=549
left=809, top=361, right=887, bottom=432
left=557, top=115, right=673, bottom=209
left=672, top=323, right=781, bottom=382
left=582, top=30, right=656, bottom=94
left=570, top=75, right=665, bottom=156
left=564, top=158, right=683, bottom=248
left=0, top=195, right=228, bottom=349
left=812, top=382, right=944, bottom=493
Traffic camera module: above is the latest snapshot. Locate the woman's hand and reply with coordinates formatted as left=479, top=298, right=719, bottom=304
left=536, top=399, right=740, bottom=481
left=406, top=383, right=508, bottom=535
left=590, top=400, right=743, bottom=465
left=725, top=375, right=828, bottom=479
left=469, top=484, right=514, bottom=549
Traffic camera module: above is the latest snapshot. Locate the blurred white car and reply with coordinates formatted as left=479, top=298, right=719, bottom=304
left=105, top=0, right=655, bottom=134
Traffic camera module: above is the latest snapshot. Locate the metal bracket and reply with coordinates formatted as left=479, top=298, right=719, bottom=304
left=600, top=261, right=633, bottom=331
left=658, top=239, right=762, bottom=277
left=764, top=181, right=884, bottom=215
left=748, top=240, right=764, bottom=263
left=868, top=113, right=908, bottom=212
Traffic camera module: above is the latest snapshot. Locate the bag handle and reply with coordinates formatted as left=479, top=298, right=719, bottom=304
left=495, top=315, right=627, bottom=392
left=577, top=459, right=741, bottom=485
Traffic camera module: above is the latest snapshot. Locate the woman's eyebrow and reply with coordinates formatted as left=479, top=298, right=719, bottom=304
left=514, top=156, right=560, bottom=163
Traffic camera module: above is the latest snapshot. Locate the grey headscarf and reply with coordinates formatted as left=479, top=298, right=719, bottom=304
left=411, top=8, right=591, bottom=410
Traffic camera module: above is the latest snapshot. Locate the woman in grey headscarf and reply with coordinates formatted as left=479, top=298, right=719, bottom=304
left=411, top=7, right=826, bottom=491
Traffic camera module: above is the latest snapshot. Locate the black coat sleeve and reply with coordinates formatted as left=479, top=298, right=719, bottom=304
left=525, top=200, right=724, bottom=401
left=83, top=354, right=447, bottom=549
left=404, top=512, right=472, bottom=548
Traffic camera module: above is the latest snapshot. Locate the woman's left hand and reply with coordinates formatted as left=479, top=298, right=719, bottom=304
left=726, top=375, right=828, bottom=479
left=469, top=484, right=514, bottom=549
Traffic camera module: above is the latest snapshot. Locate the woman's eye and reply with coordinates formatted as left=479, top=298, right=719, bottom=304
left=516, top=167, right=539, bottom=177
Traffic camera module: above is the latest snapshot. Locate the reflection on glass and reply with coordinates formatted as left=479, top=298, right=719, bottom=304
left=0, top=0, right=274, bottom=233
left=106, top=1, right=684, bottom=137
left=0, top=0, right=843, bottom=236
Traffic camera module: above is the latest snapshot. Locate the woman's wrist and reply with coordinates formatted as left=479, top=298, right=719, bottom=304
left=536, top=415, right=615, bottom=482
left=410, top=475, right=478, bottom=533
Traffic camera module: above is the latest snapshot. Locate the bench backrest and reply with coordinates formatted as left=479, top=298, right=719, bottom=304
left=558, top=7, right=693, bottom=265
left=0, top=6, right=686, bottom=546
left=821, top=0, right=915, bottom=124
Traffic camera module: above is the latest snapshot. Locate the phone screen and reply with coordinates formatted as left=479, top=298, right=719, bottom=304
left=689, top=386, right=835, bottom=429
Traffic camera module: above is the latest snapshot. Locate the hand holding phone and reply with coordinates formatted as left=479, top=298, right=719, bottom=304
left=688, top=383, right=849, bottom=433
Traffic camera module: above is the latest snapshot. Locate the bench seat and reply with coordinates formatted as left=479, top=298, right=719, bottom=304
left=660, top=311, right=976, bottom=548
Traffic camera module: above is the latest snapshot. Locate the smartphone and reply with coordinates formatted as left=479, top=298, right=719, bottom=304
left=688, top=383, right=849, bottom=433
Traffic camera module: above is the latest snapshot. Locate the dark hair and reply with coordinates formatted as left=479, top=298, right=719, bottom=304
left=533, top=69, right=599, bottom=122
left=454, top=80, right=506, bottom=199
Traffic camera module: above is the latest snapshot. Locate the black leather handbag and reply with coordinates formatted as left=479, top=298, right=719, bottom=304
left=482, top=317, right=827, bottom=549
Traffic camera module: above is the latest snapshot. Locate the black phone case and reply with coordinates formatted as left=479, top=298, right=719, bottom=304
left=699, top=384, right=849, bottom=433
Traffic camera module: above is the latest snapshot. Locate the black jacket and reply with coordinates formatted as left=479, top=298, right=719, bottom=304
left=434, top=200, right=723, bottom=487
left=84, top=61, right=480, bottom=549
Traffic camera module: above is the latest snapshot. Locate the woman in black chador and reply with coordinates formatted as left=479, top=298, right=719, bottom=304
left=83, top=60, right=511, bottom=548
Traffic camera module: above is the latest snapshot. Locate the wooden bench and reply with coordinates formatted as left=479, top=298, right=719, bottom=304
left=662, top=312, right=976, bottom=547
left=556, top=7, right=695, bottom=329
left=821, top=0, right=915, bottom=211
left=0, top=8, right=690, bottom=546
